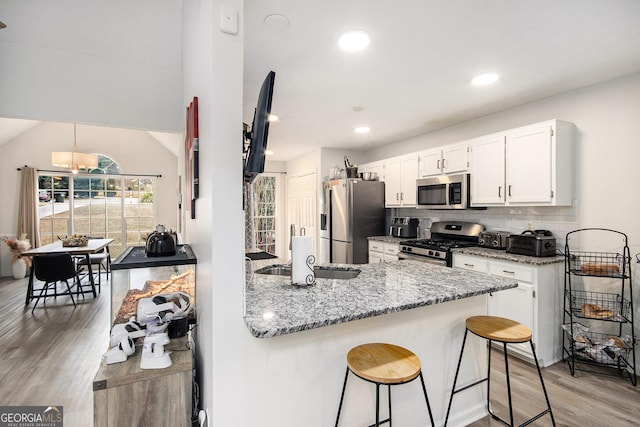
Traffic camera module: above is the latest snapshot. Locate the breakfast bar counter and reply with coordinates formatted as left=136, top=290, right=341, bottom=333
left=245, top=259, right=517, bottom=338
left=242, top=259, right=518, bottom=426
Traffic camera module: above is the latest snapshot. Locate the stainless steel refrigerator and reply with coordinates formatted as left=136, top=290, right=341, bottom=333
left=320, top=178, right=385, bottom=264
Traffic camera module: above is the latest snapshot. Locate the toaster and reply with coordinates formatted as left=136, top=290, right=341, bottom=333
left=506, top=230, right=557, bottom=257
left=478, top=231, right=510, bottom=249
left=389, top=217, right=419, bottom=238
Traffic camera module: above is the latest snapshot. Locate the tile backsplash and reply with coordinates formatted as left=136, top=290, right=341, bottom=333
left=390, top=205, right=579, bottom=242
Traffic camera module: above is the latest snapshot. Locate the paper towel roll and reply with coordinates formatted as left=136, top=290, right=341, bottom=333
left=291, top=236, right=315, bottom=286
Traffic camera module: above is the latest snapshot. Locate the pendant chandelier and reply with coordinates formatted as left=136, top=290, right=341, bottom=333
left=51, top=124, right=99, bottom=174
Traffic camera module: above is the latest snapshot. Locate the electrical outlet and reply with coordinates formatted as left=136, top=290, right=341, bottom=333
left=527, top=222, right=534, bottom=230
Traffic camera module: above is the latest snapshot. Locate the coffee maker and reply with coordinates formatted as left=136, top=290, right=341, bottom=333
left=389, top=217, right=419, bottom=238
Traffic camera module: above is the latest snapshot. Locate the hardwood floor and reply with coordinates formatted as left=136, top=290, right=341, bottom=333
left=464, top=347, right=640, bottom=427
left=1, top=274, right=639, bottom=427
left=0, top=275, right=109, bottom=427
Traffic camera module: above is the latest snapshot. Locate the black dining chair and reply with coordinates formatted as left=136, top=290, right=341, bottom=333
left=31, top=253, right=80, bottom=313
left=75, top=236, right=111, bottom=293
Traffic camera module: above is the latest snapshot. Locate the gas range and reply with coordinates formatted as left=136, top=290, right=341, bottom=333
left=398, top=221, right=484, bottom=266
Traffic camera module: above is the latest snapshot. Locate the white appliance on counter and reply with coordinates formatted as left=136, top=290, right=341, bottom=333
left=320, top=178, right=385, bottom=264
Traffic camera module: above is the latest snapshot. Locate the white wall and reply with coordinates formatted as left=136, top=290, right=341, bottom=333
left=0, top=121, right=178, bottom=276
left=181, top=0, right=246, bottom=424
left=368, top=72, right=640, bottom=249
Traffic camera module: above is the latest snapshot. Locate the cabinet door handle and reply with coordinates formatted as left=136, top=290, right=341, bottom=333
left=396, top=192, right=399, bottom=201
left=442, top=159, right=446, bottom=169
left=498, top=186, right=502, bottom=197
left=508, top=185, right=512, bottom=197
left=437, top=160, right=440, bottom=170
left=464, top=263, right=475, bottom=267
left=400, top=192, right=404, bottom=201
left=502, top=270, right=515, bottom=274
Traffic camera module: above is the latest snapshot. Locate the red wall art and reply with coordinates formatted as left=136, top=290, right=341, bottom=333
left=185, top=97, right=199, bottom=219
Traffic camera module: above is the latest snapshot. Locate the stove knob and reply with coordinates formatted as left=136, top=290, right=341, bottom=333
left=479, top=238, right=485, bottom=245
left=428, top=250, right=434, bottom=256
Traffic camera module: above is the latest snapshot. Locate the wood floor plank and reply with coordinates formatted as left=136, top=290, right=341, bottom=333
left=0, top=275, right=109, bottom=427
left=465, top=347, right=640, bottom=426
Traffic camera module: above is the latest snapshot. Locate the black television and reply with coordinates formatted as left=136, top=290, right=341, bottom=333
left=243, top=70, right=276, bottom=183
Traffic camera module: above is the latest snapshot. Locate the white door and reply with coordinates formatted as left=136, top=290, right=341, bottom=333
left=300, top=173, right=317, bottom=242
left=506, top=123, right=553, bottom=204
left=287, top=171, right=317, bottom=259
left=470, top=134, right=506, bottom=205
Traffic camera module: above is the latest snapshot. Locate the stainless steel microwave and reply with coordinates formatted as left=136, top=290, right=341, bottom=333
left=416, top=173, right=470, bottom=209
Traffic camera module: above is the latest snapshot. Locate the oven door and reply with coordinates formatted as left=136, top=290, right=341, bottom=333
left=398, top=251, right=447, bottom=266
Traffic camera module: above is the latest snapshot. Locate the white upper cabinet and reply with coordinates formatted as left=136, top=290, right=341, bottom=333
left=506, top=123, right=554, bottom=204
left=470, top=119, right=574, bottom=207
left=419, top=144, right=469, bottom=177
left=383, top=154, right=419, bottom=207
left=419, top=149, right=442, bottom=177
left=359, top=161, right=384, bottom=180
left=443, top=144, right=469, bottom=174
left=469, top=133, right=506, bottom=205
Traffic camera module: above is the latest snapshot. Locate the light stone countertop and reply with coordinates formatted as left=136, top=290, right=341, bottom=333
left=367, top=235, right=409, bottom=244
left=369, top=236, right=564, bottom=266
left=453, top=247, right=564, bottom=265
left=244, top=259, right=517, bottom=338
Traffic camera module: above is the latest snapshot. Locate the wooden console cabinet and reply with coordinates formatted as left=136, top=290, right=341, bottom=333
left=93, top=343, right=192, bottom=426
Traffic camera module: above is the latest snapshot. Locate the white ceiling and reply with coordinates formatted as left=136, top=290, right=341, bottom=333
left=2, top=1, right=640, bottom=163
left=244, top=0, right=640, bottom=161
left=0, top=0, right=182, bottom=153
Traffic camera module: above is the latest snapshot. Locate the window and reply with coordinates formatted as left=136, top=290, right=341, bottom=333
left=246, top=175, right=278, bottom=255
left=38, top=155, right=155, bottom=257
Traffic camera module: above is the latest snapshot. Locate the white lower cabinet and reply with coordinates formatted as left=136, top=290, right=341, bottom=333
left=453, top=253, right=562, bottom=367
left=368, top=241, right=399, bottom=263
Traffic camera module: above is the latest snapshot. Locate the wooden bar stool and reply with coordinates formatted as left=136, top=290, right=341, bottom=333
left=335, top=343, right=435, bottom=427
left=444, top=316, right=555, bottom=427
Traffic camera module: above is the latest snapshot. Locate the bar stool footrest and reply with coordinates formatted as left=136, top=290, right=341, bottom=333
left=451, top=377, right=488, bottom=396
left=488, top=408, right=551, bottom=427
left=366, top=418, right=390, bottom=427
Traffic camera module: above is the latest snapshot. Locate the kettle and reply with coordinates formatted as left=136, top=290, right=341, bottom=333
left=145, top=224, right=177, bottom=257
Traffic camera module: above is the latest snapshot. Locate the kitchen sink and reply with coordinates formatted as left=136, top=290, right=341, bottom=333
left=255, top=264, right=361, bottom=280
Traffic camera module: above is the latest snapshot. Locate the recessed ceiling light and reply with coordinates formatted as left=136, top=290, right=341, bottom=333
left=268, top=114, right=279, bottom=122
left=471, top=73, right=499, bottom=86
left=354, top=126, right=370, bottom=134
left=338, top=30, right=370, bottom=52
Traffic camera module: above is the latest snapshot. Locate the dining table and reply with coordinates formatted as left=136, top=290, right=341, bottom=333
left=22, top=238, right=114, bottom=305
